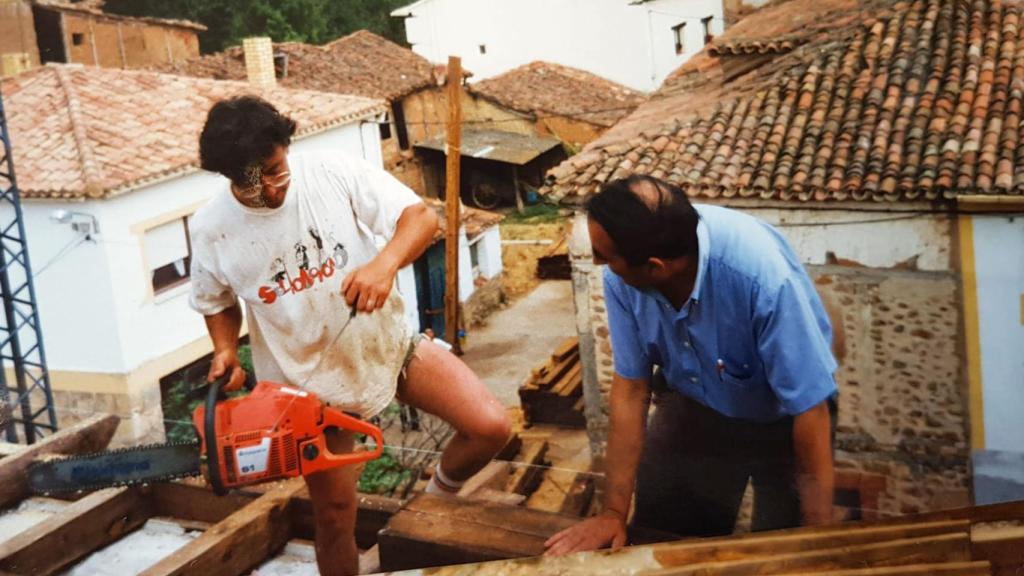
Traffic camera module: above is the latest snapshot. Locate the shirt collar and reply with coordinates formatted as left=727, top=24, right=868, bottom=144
left=689, top=213, right=710, bottom=304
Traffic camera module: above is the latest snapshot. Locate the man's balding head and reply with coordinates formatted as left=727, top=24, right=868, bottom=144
left=585, top=175, right=699, bottom=267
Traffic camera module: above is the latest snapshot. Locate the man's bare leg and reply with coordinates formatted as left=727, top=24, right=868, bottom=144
left=397, top=338, right=511, bottom=484
left=304, top=429, right=359, bottom=576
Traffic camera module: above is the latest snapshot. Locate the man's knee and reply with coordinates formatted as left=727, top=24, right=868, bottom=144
left=475, top=406, right=512, bottom=452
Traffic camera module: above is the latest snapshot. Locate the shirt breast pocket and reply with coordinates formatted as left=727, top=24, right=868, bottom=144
left=717, top=349, right=758, bottom=386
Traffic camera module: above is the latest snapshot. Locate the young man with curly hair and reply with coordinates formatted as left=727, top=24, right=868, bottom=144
left=190, top=96, right=510, bottom=575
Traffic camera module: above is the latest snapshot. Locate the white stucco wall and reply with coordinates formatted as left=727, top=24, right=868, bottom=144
left=395, top=0, right=725, bottom=92
left=472, top=226, right=503, bottom=279
left=970, top=214, right=1024, bottom=453
left=725, top=205, right=954, bottom=272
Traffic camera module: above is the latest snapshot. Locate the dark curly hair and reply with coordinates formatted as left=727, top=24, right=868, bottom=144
left=199, top=96, right=297, bottom=185
left=585, top=175, right=698, bottom=267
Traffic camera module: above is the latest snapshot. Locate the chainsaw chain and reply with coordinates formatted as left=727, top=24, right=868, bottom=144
left=29, top=440, right=203, bottom=494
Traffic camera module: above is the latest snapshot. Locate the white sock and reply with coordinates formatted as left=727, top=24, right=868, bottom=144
left=425, top=465, right=464, bottom=495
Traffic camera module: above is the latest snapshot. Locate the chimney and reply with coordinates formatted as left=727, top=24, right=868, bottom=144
left=243, top=37, right=276, bottom=90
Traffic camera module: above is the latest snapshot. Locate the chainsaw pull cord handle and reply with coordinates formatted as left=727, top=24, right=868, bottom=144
left=205, top=375, right=229, bottom=496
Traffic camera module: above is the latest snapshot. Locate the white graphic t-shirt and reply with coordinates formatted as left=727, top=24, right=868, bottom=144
left=188, top=150, right=421, bottom=417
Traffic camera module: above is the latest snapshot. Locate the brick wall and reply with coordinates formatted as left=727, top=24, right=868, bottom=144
left=51, top=386, right=166, bottom=447
left=61, top=12, right=200, bottom=69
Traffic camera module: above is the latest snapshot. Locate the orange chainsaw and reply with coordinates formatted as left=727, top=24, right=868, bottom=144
left=28, top=375, right=385, bottom=495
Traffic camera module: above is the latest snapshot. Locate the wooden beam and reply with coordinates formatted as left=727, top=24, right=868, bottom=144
left=459, top=461, right=511, bottom=497
left=557, top=473, right=595, bottom=517
left=377, top=493, right=578, bottom=571
left=0, top=414, right=119, bottom=508
left=651, top=520, right=970, bottom=566
left=140, top=478, right=305, bottom=576
left=972, top=525, right=1024, bottom=576
left=784, top=562, right=991, bottom=576
left=0, top=487, right=150, bottom=576
left=149, top=481, right=254, bottom=524
left=643, top=533, right=971, bottom=575
left=151, top=480, right=403, bottom=550
left=505, top=440, right=548, bottom=496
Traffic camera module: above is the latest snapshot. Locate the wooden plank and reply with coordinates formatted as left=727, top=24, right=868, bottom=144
left=0, top=487, right=150, bottom=576
left=468, top=488, right=526, bottom=506
left=550, top=337, right=579, bottom=363
left=650, top=520, right=970, bottom=566
left=378, top=494, right=579, bottom=571
left=972, top=526, right=1024, bottom=576
left=506, top=440, right=548, bottom=496
left=554, top=364, right=583, bottom=397
left=0, top=414, right=119, bottom=509
left=403, top=493, right=577, bottom=537
left=443, top=55, right=462, bottom=354
left=533, top=351, right=579, bottom=389
left=557, top=473, right=595, bottom=518
left=644, top=533, right=971, bottom=576
left=141, top=478, right=305, bottom=576
left=459, top=461, right=511, bottom=497
left=785, top=562, right=992, bottom=576
left=495, top=433, right=523, bottom=462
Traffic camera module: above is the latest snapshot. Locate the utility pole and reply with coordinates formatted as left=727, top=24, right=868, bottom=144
left=444, top=56, right=463, bottom=354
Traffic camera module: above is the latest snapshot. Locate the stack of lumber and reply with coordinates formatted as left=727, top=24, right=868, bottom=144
left=378, top=498, right=1024, bottom=575
left=536, top=235, right=570, bottom=280
left=519, top=337, right=585, bottom=428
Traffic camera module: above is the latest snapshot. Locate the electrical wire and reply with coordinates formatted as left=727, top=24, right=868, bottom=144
left=33, top=234, right=87, bottom=278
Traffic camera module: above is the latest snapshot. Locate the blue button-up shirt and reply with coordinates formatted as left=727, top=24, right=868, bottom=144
left=604, top=204, right=837, bottom=422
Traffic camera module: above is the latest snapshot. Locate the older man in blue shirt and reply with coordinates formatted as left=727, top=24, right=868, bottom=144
left=546, top=175, right=838, bottom=555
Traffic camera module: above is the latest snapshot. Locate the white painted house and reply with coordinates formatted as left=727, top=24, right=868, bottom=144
left=1, top=60, right=496, bottom=445
left=391, top=0, right=725, bottom=92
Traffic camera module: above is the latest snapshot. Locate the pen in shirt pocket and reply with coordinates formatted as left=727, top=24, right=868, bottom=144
left=716, top=358, right=725, bottom=380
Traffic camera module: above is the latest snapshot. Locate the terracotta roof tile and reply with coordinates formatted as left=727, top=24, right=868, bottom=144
left=468, top=61, right=647, bottom=127
left=423, top=198, right=504, bottom=242
left=544, top=0, right=1024, bottom=204
left=1, top=64, right=385, bottom=200
left=154, top=30, right=436, bottom=102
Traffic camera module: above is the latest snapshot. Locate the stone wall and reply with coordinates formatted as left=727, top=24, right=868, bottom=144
left=570, top=212, right=971, bottom=518
left=462, top=273, right=505, bottom=328
left=50, top=385, right=166, bottom=447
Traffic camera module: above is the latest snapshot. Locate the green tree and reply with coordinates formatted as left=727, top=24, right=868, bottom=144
left=103, top=0, right=411, bottom=54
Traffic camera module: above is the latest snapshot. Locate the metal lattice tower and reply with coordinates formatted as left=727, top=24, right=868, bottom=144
left=0, top=90, right=57, bottom=444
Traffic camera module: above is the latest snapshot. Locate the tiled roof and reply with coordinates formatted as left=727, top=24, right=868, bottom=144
left=154, top=30, right=437, bottom=102
left=469, top=61, right=647, bottom=127
left=34, top=1, right=207, bottom=31
left=546, top=0, right=1024, bottom=204
left=1, top=64, right=385, bottom=200
left=423, top=198, right=504, bottom=242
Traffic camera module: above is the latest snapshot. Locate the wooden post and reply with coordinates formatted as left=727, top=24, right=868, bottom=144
left=513, top=166, right=525, bottom=214
left=444, top=55, right=463, bottom=354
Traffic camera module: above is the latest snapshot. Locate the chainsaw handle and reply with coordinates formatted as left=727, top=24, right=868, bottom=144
left=299, top=408, right=385, bottom=475
left=204, top=376, right=228, bottom=495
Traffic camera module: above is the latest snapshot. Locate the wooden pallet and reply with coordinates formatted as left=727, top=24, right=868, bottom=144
left=519, top=337, right=585, bottom=428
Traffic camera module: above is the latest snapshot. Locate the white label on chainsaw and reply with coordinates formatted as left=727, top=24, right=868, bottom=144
left=279, top=387, right=308, bottom=397
left=236, top=437, right=271, bottom=476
